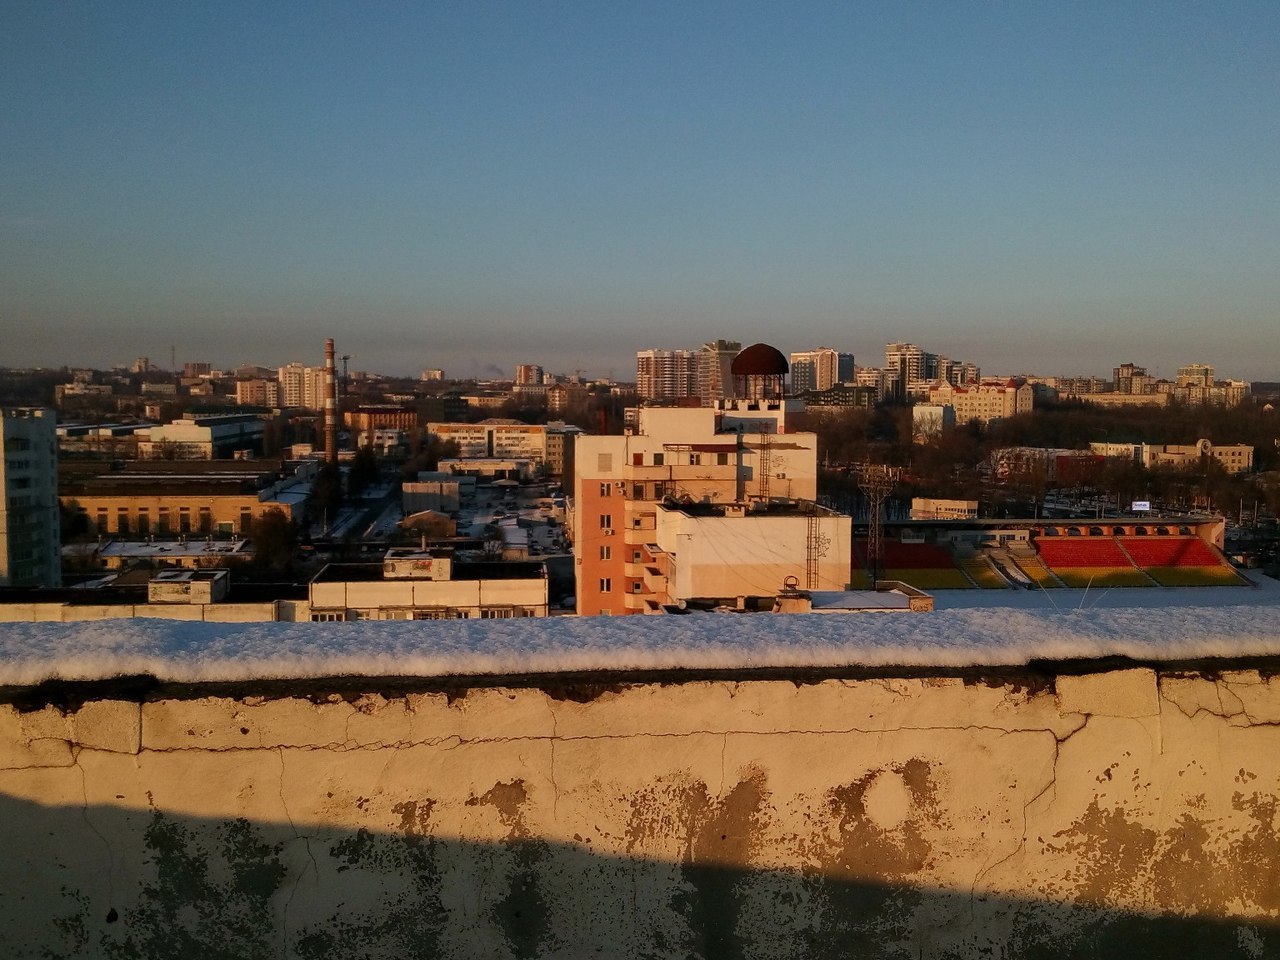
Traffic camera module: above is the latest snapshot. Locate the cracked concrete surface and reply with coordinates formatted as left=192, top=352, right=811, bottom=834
left=3, top=670, right=1280, bottom=958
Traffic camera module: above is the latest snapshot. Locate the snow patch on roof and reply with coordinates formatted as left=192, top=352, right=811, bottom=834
left=1, top=579, right=1279, bottom=685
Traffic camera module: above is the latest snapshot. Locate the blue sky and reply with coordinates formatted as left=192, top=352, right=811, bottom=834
left=2, top=1, right=1277, bottom=381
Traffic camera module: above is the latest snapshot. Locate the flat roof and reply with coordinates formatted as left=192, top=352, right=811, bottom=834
left=88, top=540, right=250, bottom=558
left=313, top=561, right=545, bottom=583
left=809, top=590, right=912, bottom=611
left=661, top=499, right=839, bottom=518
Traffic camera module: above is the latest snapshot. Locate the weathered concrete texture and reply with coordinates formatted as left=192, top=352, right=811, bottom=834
left=3, top=670, right=1280, bottom=958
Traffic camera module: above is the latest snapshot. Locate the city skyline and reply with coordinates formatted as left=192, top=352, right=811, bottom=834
left=3, top=2, right=1278, bottom=380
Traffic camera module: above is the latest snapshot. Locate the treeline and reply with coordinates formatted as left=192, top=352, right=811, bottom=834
left=798, top=399, right=1280, bottom=520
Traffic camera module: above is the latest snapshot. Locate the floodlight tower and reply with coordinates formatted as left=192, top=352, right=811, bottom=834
left=855, top=463, right=901, bottom=585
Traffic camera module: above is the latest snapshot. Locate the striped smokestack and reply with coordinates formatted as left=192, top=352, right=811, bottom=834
left=324, top=337, right=337, bottom=464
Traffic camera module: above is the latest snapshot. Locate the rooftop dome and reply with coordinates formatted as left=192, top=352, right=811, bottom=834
left=730, top=343, right=789, bottom=377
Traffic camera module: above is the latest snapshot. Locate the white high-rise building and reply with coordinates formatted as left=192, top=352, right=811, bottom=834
left=884, top=342, right=926, bottom=384
left=790, top=348, right=844, bottom=394
left=1, top=408, right=60, bottom=588
left=696, top=340, right=741, bottom=405
left=515, top=364, right=544, bottom=386
left=636, top=349, right=697, bottom=401
left=277, top=362, right=327, bottom=410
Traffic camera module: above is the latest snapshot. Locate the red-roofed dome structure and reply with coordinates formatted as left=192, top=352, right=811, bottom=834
left=731, top=343, right=788, bottom=400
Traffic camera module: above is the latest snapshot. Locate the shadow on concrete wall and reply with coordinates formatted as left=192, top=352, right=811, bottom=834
left=3, top=793, right=1277, bottom=959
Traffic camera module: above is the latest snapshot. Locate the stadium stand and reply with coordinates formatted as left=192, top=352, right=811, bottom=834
left=1118, top=537, right=1245, bottom=586
left=957, top=555, right=1012, bottom=588
left=1037, top=538, right=1132, bottom=568
left=1035, top=537, right=1151, bottom=587
left=854, top=540, right=972, bottom=589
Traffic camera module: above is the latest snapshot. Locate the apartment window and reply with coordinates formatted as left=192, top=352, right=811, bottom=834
left=599, top=545, right=611, bottom=560
left=653, top=482, right=666, bottom=500
left=599, top=577, right=611, bottom=592
left=632, top=453, right=643, bottom=466
left=136, top=510, right=150, bottom=535
left=599, top=514, right=612, bottom=529
left=598, top=482, right=611, bottom=497
left=631, top=581, right=642, bottom=593
left=96, top=510, right=108, bottom=532
left=198, top=508, right=212, bottom=533
left=632, top=483, right=645, bottom=499
left=689, top=454, right=701, bottom=465
left=632, top=550, right=642, bottom=562
left=240, top=508, right=253, bottom=532
left=481, top=607, right=515, bottom=619
left=158, top=508, right=171, bottom=534
left=652, top=453, right=664, bottom=466
left=179, top=508, right=191, bottom=533
left=717, top=453, right=729, bottom=466
left=116, top=509, right=130, bottom=535
left=310, top=612, right=346, bottom=622
left=413, top=609, right=467, bottom=620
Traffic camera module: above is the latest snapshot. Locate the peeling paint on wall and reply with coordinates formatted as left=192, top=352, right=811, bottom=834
left=5, top=670, right=1280, bottom=958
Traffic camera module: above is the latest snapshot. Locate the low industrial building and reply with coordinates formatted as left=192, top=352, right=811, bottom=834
left=137, top=413, right=267, bottom=459
left=641, top=498, right=852, bottom=612
left=437, top=457, right=537, bottom=482
left=0, top=570, right=309, bottom=623
left=61, top=460, right=314, bottom=535
left=308, top=548, right=548, bottom=621
left=402, top=472, right=463, bottom=514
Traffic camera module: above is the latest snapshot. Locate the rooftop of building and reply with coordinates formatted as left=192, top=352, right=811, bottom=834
left=176, top=412, right=264, bottom=424
left=312, top=560, right=546, bottom=584
left=658, top=497, right=842, bottom=519
left=0, top=577, right=308, bottom=607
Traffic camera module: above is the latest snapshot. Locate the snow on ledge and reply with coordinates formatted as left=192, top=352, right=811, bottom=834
left=3, top=583, right=1280, bottom=686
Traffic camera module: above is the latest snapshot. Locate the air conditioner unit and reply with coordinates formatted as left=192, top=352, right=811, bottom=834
left=616, top=481, right=626, bottom=490
left=602, top=529, right=614, bottom=536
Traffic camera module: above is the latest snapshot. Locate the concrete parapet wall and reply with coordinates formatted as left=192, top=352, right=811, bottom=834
left=0, top=600, right=306, bottom=623
left=3, top=666, right=1280, bottom=957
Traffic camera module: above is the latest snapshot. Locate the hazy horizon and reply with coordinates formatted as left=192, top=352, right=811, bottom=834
left=3, top=2, right=1277, bottom=382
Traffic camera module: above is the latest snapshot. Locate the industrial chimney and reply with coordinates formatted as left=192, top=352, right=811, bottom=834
left=324, top=337, right=338, bottom=464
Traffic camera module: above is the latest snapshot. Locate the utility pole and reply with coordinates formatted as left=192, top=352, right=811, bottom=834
left=856, top=463, right=901, bottom=586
